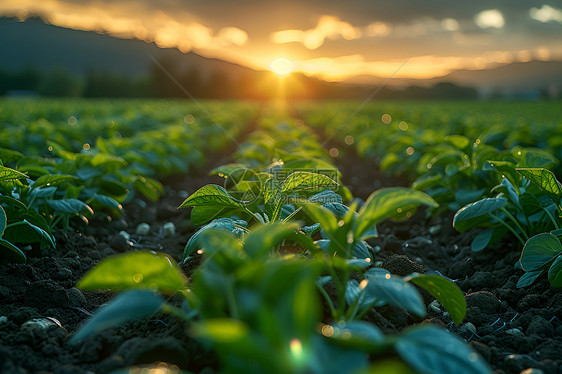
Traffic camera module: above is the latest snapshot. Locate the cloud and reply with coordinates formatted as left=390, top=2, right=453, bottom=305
left=271, top=15, right=361, bottom=49
left=474, top=9, right=505, bottom=29
left=530, top=5, right=562, bottom=23
left=0, top=0, right=248, bottom=52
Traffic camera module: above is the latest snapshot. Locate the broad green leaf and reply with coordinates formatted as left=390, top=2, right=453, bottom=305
left=548, top=256, right=562, bottom=287
left=92, top=194, right=122, bottom=211
left=191, top=318, right=248, bottom=343
left=99, top=178, right=129, bottom=200
left=133, top=176, right=163, bottom=202
left=91, top=153, right=127, bottom=168
left=0, top=205, right=6, bottom=236
left=345, top=279, right=377, bottom=310
left=2, top=210, right=54, bottom=246
left=0, top=195, right=27, bottom=211
left=33, top=174, right=78, bottom=188
left=471, top=228, right=493, bottom=252
left=263, top=178, right=282, bottom=220
left=396, top=326, right=492, bottom=374
left=48, top=142, right=76, bottom=160
left=516, top=269, right=544, bottom=288
left=355, top=188, right=437, bottom=240
left=405, top=274, right=466, bottom=326
left=70, top=290, right=164, bottom=343
left=412, top=174, right=441, bottom=191
left=210, top=163, right=248, bottom=176
left=455, top=189, right=486, bottom=205
left=29, top=186, right=58, bottom=199
left=520, top=233, right=562, bottom=271
left=302, top=203, right=338, bottom=234
left=444, top=135, right=470, bottom=150
left=517, top=168, right=562, bottom=204
left=486, top=161, right=521, bottom=191
left=325, top=320, right=384, bottom=350
left=364, top=270, right=426, bottom=317
left=308, top=190, right=343, bottom=204
left=47, top=199, right=94, bottom=215
left=0, top=165, right=28, bottom=183
left=244, top=222, right=298, bottom=259
left=322, top=202, right=351, bottom=217
left=453, top=197, right=507, bottom=233
left=0, top=237, right=26, bottom=263
left=360, top=359, right=415, bottom=374
left=23, top=219, right=56, bottom=248
left=0, top=148, right=24, bottom=164
left=76, top=167, right=102, bottom=180
left=179, top=184, right=246, bottom=209
left=183, top=218, right=242, bottom=259
left=77, top=251, right=187, bottom=294
left=519, top=192, right=543, bottom=217
left=3, top=211, right=54, bottom=247
left=281, top=171, right=338, bottom=194
left=190, top=205, right=230, bottom=226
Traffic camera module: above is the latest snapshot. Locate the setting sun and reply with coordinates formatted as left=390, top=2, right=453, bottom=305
left=270, top=58, right=294, bottom=76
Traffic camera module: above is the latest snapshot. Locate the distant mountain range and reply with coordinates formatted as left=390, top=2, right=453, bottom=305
left=0, top=17, right=255, bottom=80
left=343, top=60, right=562, bottom=95
left=1, top=17, right=561, bottom=97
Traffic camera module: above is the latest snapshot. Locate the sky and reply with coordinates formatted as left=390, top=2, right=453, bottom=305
left=2, top=0, right=562, bottom=81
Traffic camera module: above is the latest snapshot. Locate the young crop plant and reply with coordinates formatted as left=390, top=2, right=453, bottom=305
left=413, top=137, right=557, bottom=214
left=0, top=151, right=128, bottom=262
left=178, top=169, right=341, bottom=260
left=299, top=187, right=467, bottom=325
left=513, top=168, right=562, bottom=287
left=71, top=222, right=490, bottom=374
left=453, top=162, right=561, bottom=252
left=0, top=164, right=55, bottom=262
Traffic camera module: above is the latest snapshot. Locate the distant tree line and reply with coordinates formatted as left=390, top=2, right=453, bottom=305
left=0, top=63, right=482, bottom=100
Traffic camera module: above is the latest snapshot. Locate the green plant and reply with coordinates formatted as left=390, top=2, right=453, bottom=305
left=0, top=164, right=55, bottom=262
left=453, top=167, right=562, bottom=252
left=301, top=187, right=466, bottom=325
left=70, top=222, right=489, bottom=374
left=178, top=170, right=339, bottom=260
left=518, top=231, right=562, bottom=287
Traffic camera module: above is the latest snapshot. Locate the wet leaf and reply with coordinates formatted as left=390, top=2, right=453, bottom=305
left=179, top=184, right=246, bottom=209
left=453, top=197, right=507, bottom=233
left=396, top=326, right=492, bottom=374
left=70, top=290, right=164, bottom=343
left=405, top=274, right=466, bottom=326
left=520, top=233, right=561, bottom=271
left=355, top=188, right=437, bottom=239
left=77, top=251, right=187, bottom=294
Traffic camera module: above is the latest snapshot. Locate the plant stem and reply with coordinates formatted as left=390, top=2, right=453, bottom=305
left=542, top=207, right=560, bottom=230
left=500, top=207, right=529, bottom=240
left=489, top=212, right=526, bottom=246
left=316, top=283, right=337, bottom=318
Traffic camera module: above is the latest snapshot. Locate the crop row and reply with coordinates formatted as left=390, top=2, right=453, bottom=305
left=2, top=100, right=561, bottom=373
left=69, top=108, right=492, bottom=373
left=0, top=99, right=259, bottom=262
left=298, top=100, right=562, bottom=288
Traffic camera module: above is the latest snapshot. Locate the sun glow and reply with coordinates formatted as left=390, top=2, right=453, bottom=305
left=270, top=58, right=294, bottom=76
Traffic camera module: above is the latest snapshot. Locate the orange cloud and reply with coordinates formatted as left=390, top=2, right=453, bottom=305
left=271, top=15, right=361, bottom=49
left=1, top=0, right=248, bottom=52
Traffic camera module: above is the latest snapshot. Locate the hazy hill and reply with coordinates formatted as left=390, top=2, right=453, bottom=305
left=435, top=61, right=562, bottom=94
left=345, top=61, right=562, bottom=95
left=0, top=17, right=255, bottom=79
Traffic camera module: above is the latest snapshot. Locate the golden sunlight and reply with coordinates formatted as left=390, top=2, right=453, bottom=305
left=270, top=58, right=294, bottom=76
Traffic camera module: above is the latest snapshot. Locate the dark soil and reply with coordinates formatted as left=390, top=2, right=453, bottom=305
left=1, top=139, right=561, bottom=374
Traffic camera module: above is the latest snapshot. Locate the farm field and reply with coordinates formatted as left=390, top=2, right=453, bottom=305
left=0, top=98, right=561, bottom=374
